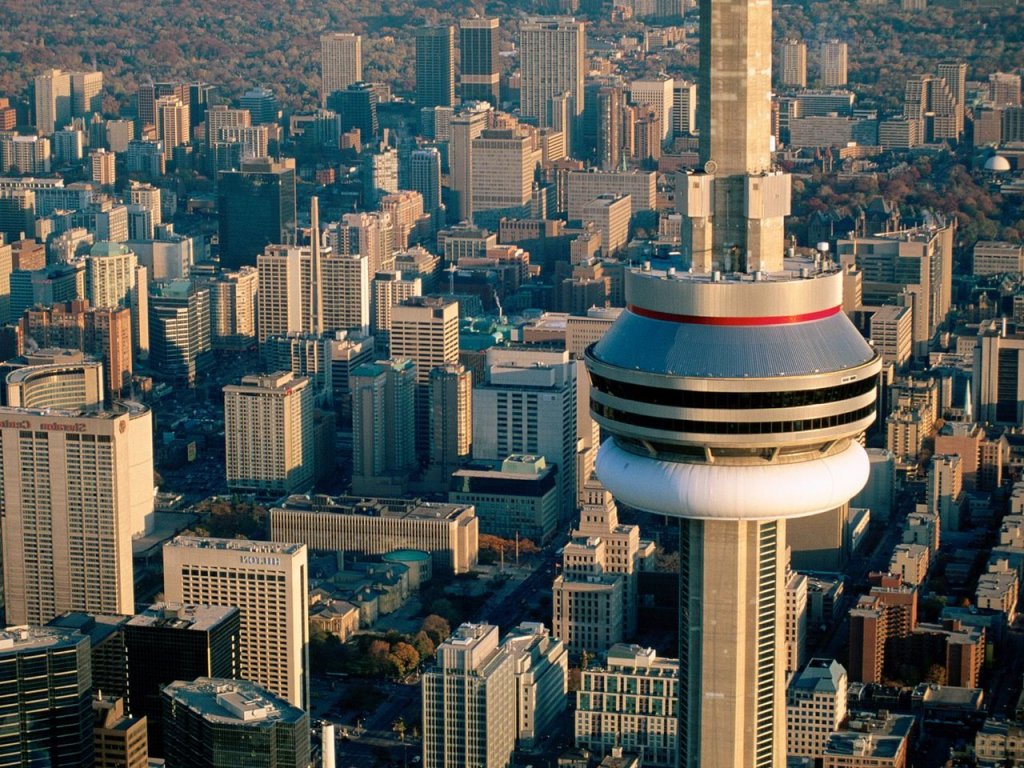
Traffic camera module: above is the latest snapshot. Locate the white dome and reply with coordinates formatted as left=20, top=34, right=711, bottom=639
left=595, top=438, right=870, bottom=521
left=985, top=155, right=1011, bottom=173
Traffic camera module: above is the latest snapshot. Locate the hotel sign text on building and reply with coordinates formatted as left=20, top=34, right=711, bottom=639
left=240, top=555, right=281, bottom=566
left=0, top=419, right=87, bottom=432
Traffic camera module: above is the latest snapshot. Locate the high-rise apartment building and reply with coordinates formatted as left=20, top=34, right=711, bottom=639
left=218, top=158, right=297, bottom=269
left=350, top=357, right=417, bottom=495
left=224, top=372, right=315, bottom=495
left=819, top=40, right=848, bottom=88
left=779, top=39, right=808, bottom=88
left=321, top=33, right=362, bottom=106
left=200, top=266, right=258, bottom=350
left=520, top=17, right=585, bottom=130
left=148, top=279, right=212, bottom=382
left=937, top=60, right=967, bottom=108
left=422, top=623, right=516, bottom=768
left=410, top=147, right=443, bottom=221
left=91, top=148, right=116, bottom=186
left=257, top=244, right=315, bottom=343
left=370, top=270, right=421, bottom=351
left=671, top=80, right=697, bottom=136
left=989, top=72, right=1022, bottom=106
left=0, top=134, right=51, bottom=174
left=582, top=193, right=631, bottom=257
left=155, top=95, right=190, bottom=161
left=163, top=537, right=310, bottom=710
left=124, top=603, right=241, bottom=756
left=460, top=17, right=500, bottom=105
left=905, top=73, right=964, bottom=142
left=416, top=26, right=456, bottom=109
left=34, top=68, right=72, bottom=135
left=0, top=626, right=93, bottom=767
left=501, top=622, right=567, bottom=749
left=322, top=252, right=371, bottom=335
left=474, top=347, right=578, bottom=522
left=428, top=363, right=473, bottom=483
left=575, top=644, right=679, bottom=767
left=161, top=678, right=310, bottom=768
left=0, top=399, right=155, bottom=624
left=71, top=71, right=103, bottom=117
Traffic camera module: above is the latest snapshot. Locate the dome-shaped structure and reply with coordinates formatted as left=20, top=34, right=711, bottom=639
left=985, top=155, right=1011, bottom=173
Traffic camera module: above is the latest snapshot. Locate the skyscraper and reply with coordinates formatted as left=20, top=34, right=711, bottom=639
left=585, top=0, right=882, bottom=763
left=449, top=102, right=493, bottom=222
left=416, top=26, right=456, bottom=109
left=819, top=40, right=848, bottom=88
left=162, top=537, right=310, bottom=710
left=520, top=17, right=585, bottom=130
left=330, top=81, right=378, bottom=141
left=148, top=279, right=213, bottom=383
left=409, top=147, right=443, bottom=221
left=779, top=39, right=808, bottom=89
left=0, top=397, right=155, bottom=625
left=350, top=358, right=417, bottom=495
left=0, top=626, right=94, bottom=768
left=218, top=158, right=297, bottom=269
left=71, top=71, right=104, bottom=117
left=460, top=17, right=500, bottom=105
left=320, top=33, right=362, bottom=106
left=428, top=363, right=473, bottom=483
left=630, top=77, right=674, bottom=141
left=421, top=623, right=516, bottom=768
left=155, top=95, right=190, bottom=161
left=34, top=69, right=72, bottom=135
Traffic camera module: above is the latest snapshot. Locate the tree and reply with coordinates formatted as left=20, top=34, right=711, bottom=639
left=411, top=630, right=435, bottom=660
left=388, top=642, right=421, bottom=676
left=421, top=614, right=451, bottom=646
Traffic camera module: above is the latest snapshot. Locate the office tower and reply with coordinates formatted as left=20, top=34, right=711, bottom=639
left=239, top=86, right=279, bottom=125
left=155, top=95, right=190, bottom=161
left=819, top=40, right=848, bottom=87
left=779, top=39, right=808, bottom=88
left=786, top=659, right=848, bottom=760
left=500, top=623, right=567, bottom=749
left=370, top=271, right=421, bottom=351
left=449, top=102, right=492, bottom=222
left=474, top=347, right=578, bottom=523
left=5, top=355, right=105, bottom=410
left=422, top=623, right=516, bottom=768
left=44, top=611, right=128, bottom=704
left=451, top=455, right=558, bottom=543
left=0, top=626, right=93, bottom=767
left=329, top=211, right=392, bottom=274
left=322, top=253, right=370, bottom=335
left=391, top=296, right=460, bottom=449
left=927, top=454, right=964, bottom=532
left=582, top=81, right=624, bottom=170
left=224, top=372, right=315, bottom=495
left=350, top=358, right=417, bottom=495
left=94, top=695, right=148, bottom=768
left=587, top=263, right=879, bottom=768
left=162, top=678, right=309, bottom=768
left=124, top=603, right=241, bottom=756
left=205, top=104, right=251, bottom=144
left=671, top=80, right=697, bottom=136
left=163, top=538, right=310, bottom=710
left=470, top=129, right=543, bottom=221
left=379, top=191, right=425, bottom=250
left=520, top=17, right=585, bottom=129
left=416, top=26, right=456, bottom=108
left=460, top=17, right=499, bottom=107
left=0, top=397, right=155, bottom=624
left=9, top=262, right=85, bottom=319
left=71, top=71, right=103, bottom=117
left=86, top=241, right=139, bottom=318
left=0, top=134, right=51, bottom=174
left=575, top=645, right=679, bottom=767
left=410, top=147, right=443, bottom=220
left=148, top=279, right=212, bottom=382
left=218, top=158, right=297, bottom=269
left=460, top=17, right=500, bottom=105
left=428, top=363, right=473, bottom=482
left=567, top=169, right=656, bottom=221
left=53, top=128, right=84, bottom=163
left=34, top=68, right=72, bottom=134
left=330, top=81, right=378, bottom=141
left=630, top=77, right=674, bottom=141
left=257, top=245, right=315, bottom=342
left=271, top=494, right=478, bottom=574
left=321, top=33, right=362, bottom=106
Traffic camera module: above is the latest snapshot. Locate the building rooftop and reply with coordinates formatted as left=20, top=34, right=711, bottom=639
left=0, top=625, right=85, bottom=654
left=791, top=658, right=846, bottom=695
left=824, top=713, right=913, bottom=759
left=276, top=494, right=475, bottom=523
left=165, top=536, right=305, bottom=555
left=162, top=678, right=305, bottom=726
left=47, top=612, right=129, bottom=647
left=127, top=603, right=238, bottom=632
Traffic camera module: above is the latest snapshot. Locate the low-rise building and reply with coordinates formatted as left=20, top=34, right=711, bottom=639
left=822, top=712, right=914, bottom=768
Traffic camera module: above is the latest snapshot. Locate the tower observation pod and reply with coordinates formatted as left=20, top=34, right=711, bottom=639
left=585, top=262, right=880, bottom=767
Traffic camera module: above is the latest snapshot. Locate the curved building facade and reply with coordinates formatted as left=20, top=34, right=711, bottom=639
left=585, top=263, right=880, bottom=767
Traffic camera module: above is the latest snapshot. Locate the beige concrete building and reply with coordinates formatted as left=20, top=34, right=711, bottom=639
left=927, top=454, right=964, bottom=532
left=630, top=77, right=674, bottom=141
left=391, top=296, right=460, bottom=388
left=575, top=644, right=678, bottom=767
left=449, top=103, right=493, bottom=222
left=779, top=39, right=808, bottom=88
left=162, top=537, right=310, bottom=710
left=155, top=95, right=189, bottom=161
left=565, top=308, right=623, bottom=358
left=320, top=33, right=362, bottom=106
left=785, top=568, right=809, bottom=676
left=567, top=170, right=656, bottom=221
left=5, top=356, right=104, bottom=411
left=224, top=371, right=315, bottom=496
left=0, top=401, right=154, bottom=624
left=869, top=304, right=913, bottom=368
left=819, top=40, right=848, bottom=88
left=429, top=363, right=473, bottom=484
left=256, top=244, right=314, bottom=343
left=786, top=658, right=848, bottom=760
left=422, top=623, right=516, bottom=768
left=552, top=535, right=624, bottom=654
left=270, top=494, right=479, bottom=574
left=889, top=543, right=930, bottom=587
left=470, top=129, right=543, bottom=219
left=582, top=194, right=631, bottom=257
left=973, top=241, right=1024, bottom=276
left=975, top=719, right=1024, bottom=766
left=91, top=148, right=115, bottom=186
left=520, top=17, right=585, bottom=130
left=93, top=695, right=148, bottom=768
left=202, top=266, right=258, bottom=350
left=977, top=559, right=1018, bottom=621
left=822, top=713, right=913, bottom=768
left=501, top=622, right=568, bottom=749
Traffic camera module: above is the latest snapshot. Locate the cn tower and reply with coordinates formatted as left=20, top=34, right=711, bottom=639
left=585, top=0, right=881, bottom=767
